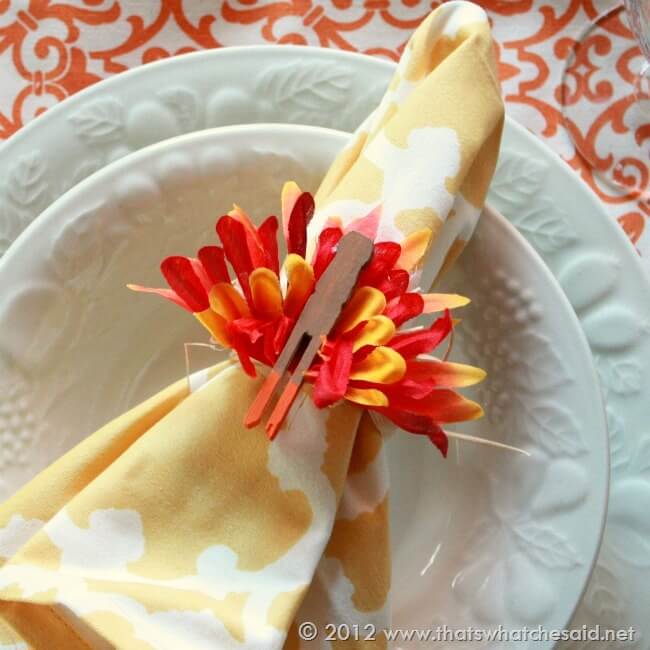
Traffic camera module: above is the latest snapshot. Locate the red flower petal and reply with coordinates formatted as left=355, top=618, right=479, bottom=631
left=287, top=192, right=314, bottom=257
left=351, top=342, right=376, bottom=363
left=216, top=215, right=254, bottom=303
left=389, top=310, right=452, bottom=358
left=317, top=320, right=366, bottom=365
left=386, top=358, right=476, bottom=399
left=229, top=205, right=266, bottom=268
left=381, top=386, right=483, bottom=422
left=227, top=319, right=262, bottom=377
left=380, top=410, right=449, bottom=457
left=258, top=216, right=280, bottom=274
left=357, top=242, right=401, bottom=288
left=384, top=293, right=424, bottom=327
left=198, top=246, right=230, bottom=284
left=160, top=256, right=209, bottom=312
left=389, top=379, right=436, bottom=400
left=231, top=317, right=266, bottom=344
left=216, top=216, right=253, bottom=273
left=377, top=269, right=410, bottom=300
left=127, top=284, right=192, bottom=311
left=312, top=227, right=343, bottom=280
left=313, top=336, right=354, bottom=408
left=189, top=258, right=213, bottom=294
left=271, top=315, right=294, bottom=359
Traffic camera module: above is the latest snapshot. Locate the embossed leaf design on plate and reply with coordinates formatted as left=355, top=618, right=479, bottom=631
left=511, top=200, right=577, bottom=253
left=598, top=358, right=643, bottom=395
left=68, top=98, right=125, bottom=144
left=257, top=63, right=351, bottom=118
left=513, top=330, right=572, bottom=392
left=492, top=147, right=548, bottom=208
left=525, top=402, right=587, bottom=457
left=6, top=151, right=49, bottom=208
left=490, top=150, right=576, bottom=253
left=512, top=521, right=583, bottom=569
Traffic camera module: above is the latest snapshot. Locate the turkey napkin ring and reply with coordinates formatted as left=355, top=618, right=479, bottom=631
left=130, top=182, right=525, bottom=457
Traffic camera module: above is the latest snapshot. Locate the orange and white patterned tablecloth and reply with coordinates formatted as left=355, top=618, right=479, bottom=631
left=0, top=0, right=648, bottom=268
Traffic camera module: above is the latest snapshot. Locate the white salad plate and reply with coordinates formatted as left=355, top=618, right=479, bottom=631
left=0, top=124, right=608, bottom=647
left=0, top=45, right=649, bottom=644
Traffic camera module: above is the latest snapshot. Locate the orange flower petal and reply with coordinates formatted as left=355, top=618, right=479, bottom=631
left=344, top=387, right=389, bottom=407
left=284, top=253, right=315, bottom=317
left=441, top=396, right=484, bottom=422
left=209, top=282, right=251, bottom=321
left=350, top=346, right=406, bottom=384
left=397, top=228, right=433, bottom=272
left=281, top=181, right=302, bottom=239
left=352, top=315, right=395, bottom=352
left=194, top=309, right=230, bottom=346
left=334, top=286, right=386, bottom=335
left=250, top=268, right=283, bottom=319
left=228, top=203, right=254, bottom=228
left=421, top=293, right=470, bottom=313
left=408, top=357, right=486, bottom=387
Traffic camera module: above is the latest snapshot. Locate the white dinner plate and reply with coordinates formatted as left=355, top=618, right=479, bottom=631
left=0, top=45, right=649, bottom=644
left=0, top=124, right=607, bottom=647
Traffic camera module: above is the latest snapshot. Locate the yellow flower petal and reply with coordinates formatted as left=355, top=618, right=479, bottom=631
left=437, top=361, right=486, bottom=387
left=352, top=315, right=396, bottom=352
left=334, top=286, right=386, bottom=335
left=344, top=387, right=389, bottom=407
left=250, top=268, right=283, bottom=319
left=350, top=346, right=406, bottom=384
left=209, top=282, right=250, bottom=321
left=409, top=357, right=487, bottom=387
left=281, top=181, right=302, bottom=235
left=194, top=309, right=230, bottom=346
left=284, top=253, right=315, bottom=316
left=421, top=293, right=471, bottom=313
left=397, top=228, right=433, bottom=272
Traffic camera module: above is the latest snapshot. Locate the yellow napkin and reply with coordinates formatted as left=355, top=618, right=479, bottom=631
left=311, top=0, right=503, bottom=289
left=0, top=3, right=503, bottom=648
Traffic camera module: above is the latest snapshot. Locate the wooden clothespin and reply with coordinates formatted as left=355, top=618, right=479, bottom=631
left=245, top=231, right=374, bottom=439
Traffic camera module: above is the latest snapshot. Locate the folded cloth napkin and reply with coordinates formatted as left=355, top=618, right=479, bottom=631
left=0, top=3, right=503, bottom=648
